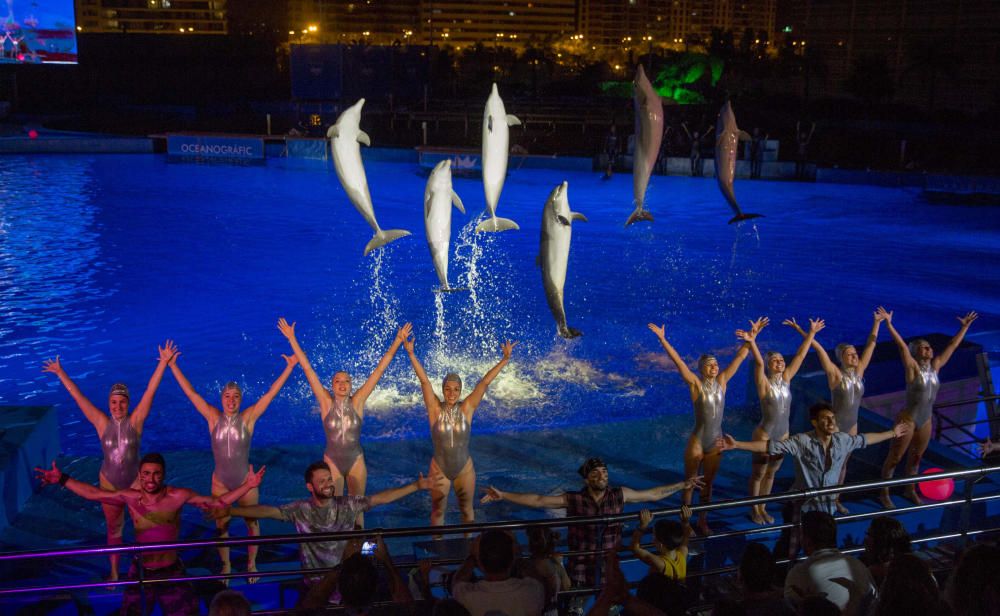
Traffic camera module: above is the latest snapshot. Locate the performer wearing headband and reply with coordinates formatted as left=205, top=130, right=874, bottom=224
left=404, top=330, right=517, bottom=526
left=877, top=307, right=977, bottom=508
left=42, top=341, right=176, bottom=581
left=647, top=319, right=763, bottom=535
left=168, top=344, right=298, bottom=580
left=741, top=318, right=821, bottom=524
left=277, top=318, right=410, bottom=525
left=789, top=310, right=884, bottom=513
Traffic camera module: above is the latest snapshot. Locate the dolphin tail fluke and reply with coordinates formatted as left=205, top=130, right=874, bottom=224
left=625, top=208, right=655, bottom=227
left=558, top=325, right=583, bottom=339
left=474, top=216, right=520, bottom=233
left=363, top=229, right=411, bottom=255
left=728, top=213, right=764, bottom=225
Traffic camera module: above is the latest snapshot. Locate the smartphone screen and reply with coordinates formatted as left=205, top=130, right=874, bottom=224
left=361, top=540, right=376, bottom=556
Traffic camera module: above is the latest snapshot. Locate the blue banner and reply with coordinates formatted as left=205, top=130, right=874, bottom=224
left=167, top=135, right=265, bottom=160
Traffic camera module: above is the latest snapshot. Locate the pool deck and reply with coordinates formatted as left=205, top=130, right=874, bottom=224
left=2, top=408, right=997, bottom=614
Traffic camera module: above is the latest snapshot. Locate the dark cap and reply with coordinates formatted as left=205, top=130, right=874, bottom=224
left=578, top=457, right=607, bottom=478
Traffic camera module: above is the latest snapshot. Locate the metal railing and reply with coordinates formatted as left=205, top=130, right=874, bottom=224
left=2, top=465, right=999, bottom=610
left=933, top=393, right=1000, bottom=451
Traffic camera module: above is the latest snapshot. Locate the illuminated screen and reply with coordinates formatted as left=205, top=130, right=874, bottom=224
left=1, top=0, right=78, bottom=64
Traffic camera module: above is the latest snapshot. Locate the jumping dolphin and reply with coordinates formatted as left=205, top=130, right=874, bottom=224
left=714, top=101, right=763, bottom=224
left=627, top=65, right=663, bottom=227
left=424, top=159, right=466, bottom=291
left=476, top=83, right=521, bottom=233
left=539, top=181, right=587, bottom=339
left=328, top=98, right=411, bottom=255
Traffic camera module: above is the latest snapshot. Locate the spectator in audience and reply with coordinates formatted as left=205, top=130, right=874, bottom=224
left=630, top=506, right=692, bottom=581
left=482, top=457, right=702, bottom=615
left=586, top=552, right=666, bottom=616
left=945, top=543, right=1000, bottom=616
left=712, top=598, right=747, bottom=616
left=784, top=511, right=876, bottom=616
left=451, top=530, right=545, bottom=616
left=209, top=589, right=251, bottom=616
left=875, top=553, right=947, bottom=616
left=636, top=573, right=688, bottom=616
left=718, top=402, right=908, bottom=515
left=738, top=543, right=794, bottom=616
left=211, top=461, right=431, bottom=585
left=717, top=401, right=908, bottom=558
left=515, top=527, right=571, bottom=616
left=860, top=517, right=912, bottom=587
left=299, top=535, right=412, bottom=613
left=36, top=454, right=264, bottom=616
left=798, top=596, right=840, bottom=616
left=434, top=599, right=473, bottom=616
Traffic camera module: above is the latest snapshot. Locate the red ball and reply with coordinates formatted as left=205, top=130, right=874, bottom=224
left=27, top=129, right=38, bottom=139
left=917, top=467, right=954, bottom=501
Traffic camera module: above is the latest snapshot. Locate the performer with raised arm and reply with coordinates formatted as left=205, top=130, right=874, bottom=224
left=743, top=318, right=822, bottom=524
left=877, top=307, right=978, bottom=508
left=41, top=340, right=177, bottom=581
left=481, top=457, right=702, bottom=614
left=404, top=330, right=516, bottom=526
left=789, top=311, right=884, bottom=513
left=647, top=318, right=763, bottom=535
left=167, top=345, right=298, bottom=579
left=36, top=453, right=264, bottom=614
left=277, top=318, right=410, bottom=524
left=209, top=460, right=431, bottom=586
left=716, top=402, right=907, bottom=558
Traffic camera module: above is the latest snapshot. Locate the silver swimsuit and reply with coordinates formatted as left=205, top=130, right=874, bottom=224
left=832, top=369, right=864, bottom=432
left=905, top=363, right=940, bottom=427
left=323, top=397, right=364, bottom=476
left=432, top=402, right=471, bottom=480
left=692, top=380, right=725, bottom=451
left=212, top=413, right=252, bottom=491
left=759, top=374, right=791, bottom=441
left=100, top=417, right=140, bottom=490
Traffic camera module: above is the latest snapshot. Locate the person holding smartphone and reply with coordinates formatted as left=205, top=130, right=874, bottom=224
left=211, top=460, right=433, bottom=585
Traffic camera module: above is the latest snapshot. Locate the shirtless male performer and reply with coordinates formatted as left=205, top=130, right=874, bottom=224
left=37, top=453, right=265, bottom=615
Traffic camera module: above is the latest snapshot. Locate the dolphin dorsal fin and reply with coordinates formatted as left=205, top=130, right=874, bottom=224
left=357, top=131, right=371, bottom=146
left=738, top=130, right=752, bottom=141
left=451, top=190, right=466, bottom=214
left=571, top=212, right=588, bottom=223
left=507, top=114, right=522, bottom=127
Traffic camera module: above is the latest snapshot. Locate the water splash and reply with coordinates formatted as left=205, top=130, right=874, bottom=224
left=358, top=248, right=402, bottom=365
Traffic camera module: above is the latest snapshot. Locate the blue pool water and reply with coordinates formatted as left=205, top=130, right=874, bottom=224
left=1, top=154, right=998, bottom=459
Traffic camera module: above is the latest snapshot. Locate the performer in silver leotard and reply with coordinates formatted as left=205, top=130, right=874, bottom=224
left=324, top=397, right=364, bottom=476
left=101, top=415, right=141, bottom=490
left=170, top=354, right=299, bottom=577
left=432, top=402, right=471, bottom=480
left=404, top=334, right=516, bottom=527
left=832, top=369, right=864, bottom=432
left=905, top=362, right=939, bottom=427
left=42, top=343, right=175, bottom=581
left=744, top=319, right=821, bottom=524
left=649, top=321, right=760, bottom=535
left=212, top=411, right=252, bottom=491
left=692, top=377, right=725, bottom=451
left=759, top=374, right=791, bottom=442
left=878, top=308, right=977, bottom=509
